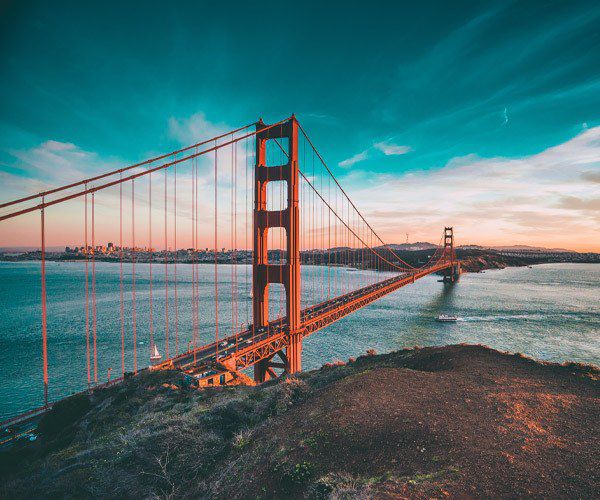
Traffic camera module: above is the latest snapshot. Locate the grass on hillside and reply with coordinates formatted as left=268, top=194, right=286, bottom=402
left=1, top=345, right=598, bottom=499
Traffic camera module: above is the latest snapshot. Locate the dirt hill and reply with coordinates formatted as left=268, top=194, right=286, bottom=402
left=1, top=345, right=598, bottom=498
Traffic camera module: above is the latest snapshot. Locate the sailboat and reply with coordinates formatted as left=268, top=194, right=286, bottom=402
left=150, top=344, right=162, bottom=364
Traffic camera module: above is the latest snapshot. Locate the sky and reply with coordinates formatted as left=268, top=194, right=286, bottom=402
left=0, top=0, right=599, bottom=251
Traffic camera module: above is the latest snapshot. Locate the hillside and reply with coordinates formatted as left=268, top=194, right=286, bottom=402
left=1, top=345, right=598, bottom=498
left=456, top=250, right=534, bottom=273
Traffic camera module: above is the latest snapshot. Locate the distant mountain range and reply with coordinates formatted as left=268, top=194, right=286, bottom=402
left=376, top=242, right=438, bottom=251
left=498, top=245, right=574, bottom=252
left=0, top=246, right=64, bottom=253
left=458, top=244, right=574, bottom=253
left=379, top=243, right=577, bottom=253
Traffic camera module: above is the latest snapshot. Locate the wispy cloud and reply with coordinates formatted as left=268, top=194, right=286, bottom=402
left=2, top=110, right=246, bottom=208
left=502, top=106, right=509, bottom=126
left=341, top=126, right=600, bottom=251
left=7, top=140, right=118, bottom=187
left=556, top=195, right=600, bottom=212
left=168, top=111, right=228, bottom=145
left=373, top=141, right=412, bottom=156
left=581, top=171, right=600, bottom=183
left=300, top=112, right=339, bottom=125
left=339, top=140, right=411, bottom=167
left=0, top=111, right=256, bottom=248
left=3, top=122, right=599, bottom=251
left=339, top=149, right=369, bottom=168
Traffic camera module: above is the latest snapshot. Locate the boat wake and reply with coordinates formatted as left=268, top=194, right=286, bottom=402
left=458, top=313, right=546, bottom=322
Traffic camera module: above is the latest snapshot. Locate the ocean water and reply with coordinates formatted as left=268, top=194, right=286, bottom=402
left=0, top=262, right=598, bottom=421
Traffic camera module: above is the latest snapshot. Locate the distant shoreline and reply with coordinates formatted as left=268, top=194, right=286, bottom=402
left=1, top=257, right=598, bottom=272
left=1, top=247, right=599, bottom=274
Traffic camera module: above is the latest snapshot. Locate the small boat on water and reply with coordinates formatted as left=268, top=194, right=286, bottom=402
left=437, top=314, right=458, bottom=322
left=150, top=344, right=162, bottom=363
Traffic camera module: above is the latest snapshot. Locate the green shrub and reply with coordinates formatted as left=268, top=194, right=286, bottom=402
left=273, top=460, right=316, bottom=492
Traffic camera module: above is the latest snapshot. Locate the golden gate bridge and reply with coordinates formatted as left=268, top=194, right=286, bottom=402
left=0, top=115, right=460, bottom=428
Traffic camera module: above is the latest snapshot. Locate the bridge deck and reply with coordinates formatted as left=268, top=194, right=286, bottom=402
left=157, top=262, right=453, bottom=377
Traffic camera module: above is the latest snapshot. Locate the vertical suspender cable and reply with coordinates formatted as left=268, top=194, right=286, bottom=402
left=231, top=138, right=235, bottom=342
left=235, top=141, right=239, bottom=341
left=149, top=173, right=154, bottom=359
left=234, top=139, right=239, bottom=351
left=214, top=143, right=219, bottom=357
left=40, top=199, right=48, bottom=406
left=174, top=161, right=179, bottom=356
left=320, top=166, right=327, bottom=301
left=84, top=188, right=90, bottom=386
left=245, top=136, right=249, bottom=329
left=120, top=176, right=124, bottom=377
left=347, top=198, right=350, bottom=293
left=188, top=159, right=198, bottom=356
left=92, top=192, right=97, bottom=383
left=251, top=136, right=255, bottom=343
left=195, top=155, right=199, bottom=354
left=321, top=164, right=325, bottom=301
left=328, top=175, right=331, bottom=299
left=334, top=188, right=338, bottom=296
left=191, top=154, right=197, bottom=358
left=191, top=155, right=196, bottom=357
left=164, top=168, right=169, bottom=359
left=279, top=176, right=283, bottom=320
left=132, top=180, right=137, bottom=373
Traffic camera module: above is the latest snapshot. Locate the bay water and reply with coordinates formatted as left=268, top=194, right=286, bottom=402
left=0, top=262, right=598, bottom=421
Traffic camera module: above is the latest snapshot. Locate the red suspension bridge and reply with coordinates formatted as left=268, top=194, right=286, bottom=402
left=0, top=115, right=460, bottom=426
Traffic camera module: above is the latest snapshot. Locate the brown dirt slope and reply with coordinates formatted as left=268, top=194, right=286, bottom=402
left=211, top=345, right=599, bottom=499
left=1, top=344, right=598, bottom=499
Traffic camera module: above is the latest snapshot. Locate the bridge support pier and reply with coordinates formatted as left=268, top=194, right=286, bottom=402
left=254, top=358, right=276, bottom=383
left=253, top=116, right=302, bottom=383
left=442, top=227, right=460, bottom=283
left=443, top=262, right=461, bottom=283
left=254, top=350, right=291, bottom=383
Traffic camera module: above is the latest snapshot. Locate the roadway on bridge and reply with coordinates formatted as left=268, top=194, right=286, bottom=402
left=168, top=267, right=448, bottom=378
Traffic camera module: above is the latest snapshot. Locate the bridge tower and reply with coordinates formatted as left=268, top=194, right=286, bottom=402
left=442, top=227, right=460, bottom=283
left=253, top=116, right=302, bottom=382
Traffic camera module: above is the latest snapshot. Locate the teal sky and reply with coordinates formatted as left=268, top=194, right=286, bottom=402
left=1, top=1, right=599, bottom=249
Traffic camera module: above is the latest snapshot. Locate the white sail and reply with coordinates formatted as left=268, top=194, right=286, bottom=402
left=150, top=344, right=162, bottom=361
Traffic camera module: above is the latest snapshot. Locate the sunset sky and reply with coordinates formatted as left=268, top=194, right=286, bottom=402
left=0, top=1, right=598, bottom=251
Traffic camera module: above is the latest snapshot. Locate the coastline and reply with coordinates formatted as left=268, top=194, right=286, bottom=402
left=1, top=249, right=599, bottom=272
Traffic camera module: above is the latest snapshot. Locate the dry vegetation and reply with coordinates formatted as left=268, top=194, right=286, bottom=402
left=1, top=345, right=598, bottom=499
